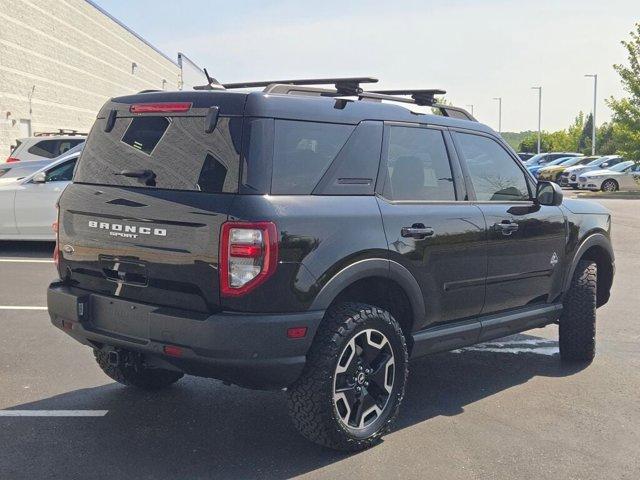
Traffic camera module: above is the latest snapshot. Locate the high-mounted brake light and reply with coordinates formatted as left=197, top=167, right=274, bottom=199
left=220, top=221, right=278, bottom=297
left=6, top=157, right=19, bottom=163
left=129, top=102, right=192, bottom=114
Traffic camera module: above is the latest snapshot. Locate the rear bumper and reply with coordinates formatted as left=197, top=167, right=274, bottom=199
left=47, top=282, right=324, bottom=389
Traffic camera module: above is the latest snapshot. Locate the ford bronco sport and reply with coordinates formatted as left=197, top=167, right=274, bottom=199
left=48, top=77, right=614, bottom=451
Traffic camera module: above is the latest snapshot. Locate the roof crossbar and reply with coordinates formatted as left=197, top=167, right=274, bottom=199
left=368, top=89, right=446, bottom=106
left=222, top=77, right=378, bottom=96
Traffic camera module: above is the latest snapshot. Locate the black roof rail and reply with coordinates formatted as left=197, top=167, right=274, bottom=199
left=222, top=77, right=378, bottom=96
left=368, top=89, right=446, bottom=106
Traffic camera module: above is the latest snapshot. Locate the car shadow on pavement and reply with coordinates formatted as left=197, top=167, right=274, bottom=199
left=0, top=333, right=588, bottom=480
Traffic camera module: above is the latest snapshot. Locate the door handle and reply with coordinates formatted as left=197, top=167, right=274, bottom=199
left=493, top=220, right=519, bottom=236
left=401, top=224, right=434, bottom=239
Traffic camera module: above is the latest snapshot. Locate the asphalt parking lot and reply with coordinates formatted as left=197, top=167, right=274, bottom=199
left=0, top=198, right=639, bottom=480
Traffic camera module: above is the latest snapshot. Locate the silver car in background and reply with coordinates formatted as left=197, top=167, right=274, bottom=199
left=577, top=161, right=640, bottom=192
left=560, top=155, right=625, bottom=188
left=0, top=150, right=81, bottom=241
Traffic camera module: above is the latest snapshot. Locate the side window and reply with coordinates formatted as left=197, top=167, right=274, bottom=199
left=382, top=126, right=456, bottom=201
left=28, top=140, right=59, bottom=158
left=456, top=133, right=530, bottom=201
left=271, top=120, right=354, bottom=195
left=45, top=159, right=77, bottom=182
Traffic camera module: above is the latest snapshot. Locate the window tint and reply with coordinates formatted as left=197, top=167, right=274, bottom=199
left=457, top=133, right=529, bottom=201
left=383, top=127, right=455, bottom=201
left=28, top=140, right=59, bottom=158
left=45, top=159, right=77, bottom=182
left=240, top=118, right=273, bottom=194
left=271, top=120, right=354, bottom=194
left=75, top=116, right=241, bottom=193
left=122, top=117, right=169, bottom=155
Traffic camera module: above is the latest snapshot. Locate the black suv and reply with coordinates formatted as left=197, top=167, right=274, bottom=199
left=48, top=77, right=614, bottom=451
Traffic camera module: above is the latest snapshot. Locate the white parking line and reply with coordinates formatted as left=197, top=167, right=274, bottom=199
left=0, top=410, right=108, bottom=417
left=0, top=259, right=53, bottom=263
left=0, top=306, right=47, bottom=310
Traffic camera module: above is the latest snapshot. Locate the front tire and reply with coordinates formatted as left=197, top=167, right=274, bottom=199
left=94, top=349, right=184, bottom=390
left=287, top=303, right=408, bottom=451
left=559, top=261, right=597, bottom=362
left=601, top=179, right=618, bottom=192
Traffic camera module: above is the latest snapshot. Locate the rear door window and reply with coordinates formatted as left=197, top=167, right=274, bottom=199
left=271, top=120, right=354, bottom=194
left=75, top=115, right=241, bottom=193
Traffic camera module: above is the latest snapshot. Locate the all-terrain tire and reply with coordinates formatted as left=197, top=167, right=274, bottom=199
left=94, top=349, right=184, bottom=390
left=559, top=260, right=597, bottom=362
left=287, top=303, right=409, bottom=451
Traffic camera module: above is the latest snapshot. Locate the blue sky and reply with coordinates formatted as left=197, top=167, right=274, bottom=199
left=94, top=0, right=639, bottom=132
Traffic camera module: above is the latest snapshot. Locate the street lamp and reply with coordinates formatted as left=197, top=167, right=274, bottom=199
left=585, top=74, right=597, bottom=155
left=493, top=97, right=502, bottom=133
left=531, top=86, right=542, bottom=154
left=466, top=104, right=474, bottom=116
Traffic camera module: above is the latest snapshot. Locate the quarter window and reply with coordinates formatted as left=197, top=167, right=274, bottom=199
left=271, top=120, right=354, bottom=195
left=382, top=126, right=456, bottom=201
left=457, top=133, right=530, bottom=201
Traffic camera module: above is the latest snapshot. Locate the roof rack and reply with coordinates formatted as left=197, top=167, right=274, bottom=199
left=33, top=129, right=87, bottom=137
left=191, top=70, right=475, bottom=121
left=224, top=77, right=378, bottom=96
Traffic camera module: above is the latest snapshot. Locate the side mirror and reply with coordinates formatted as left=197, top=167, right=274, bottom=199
left=536, top=181, right=563, bottom=206
left=31, top=172, right=46, bottom=184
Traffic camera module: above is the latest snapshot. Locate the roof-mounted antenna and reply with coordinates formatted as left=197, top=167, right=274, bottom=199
left=193, top=68, right=225, bottom=90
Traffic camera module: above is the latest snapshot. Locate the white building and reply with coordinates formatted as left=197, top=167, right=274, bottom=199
left=0, top=0, right=183, bottom=156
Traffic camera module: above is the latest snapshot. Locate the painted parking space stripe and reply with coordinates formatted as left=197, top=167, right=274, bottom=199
left=0, top=306, right=47, bottom=310
left=0, top=410, right=108, bottom=417
left=0, top=258, right=53, bottom=263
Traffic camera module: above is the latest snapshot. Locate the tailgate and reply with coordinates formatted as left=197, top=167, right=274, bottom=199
left=58, top=184, right=234, bottom=313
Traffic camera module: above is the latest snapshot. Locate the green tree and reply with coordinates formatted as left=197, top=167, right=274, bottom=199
left=578, top=113, right=593, bottom=154
left=606, top=22, right=640, bottom=158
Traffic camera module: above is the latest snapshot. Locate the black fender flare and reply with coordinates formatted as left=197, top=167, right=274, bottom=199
left=562, top=232, right=614, bottom=296
left=309, top=258, right=425, bottom=329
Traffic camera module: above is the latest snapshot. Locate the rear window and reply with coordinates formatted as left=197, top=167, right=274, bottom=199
left=74, top=115, right=241, bottom=193
left=271, top=120, right=355, bottom=194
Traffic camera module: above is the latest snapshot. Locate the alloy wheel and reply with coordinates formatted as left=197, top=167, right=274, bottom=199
left=333, top=329, right=395, bottom=430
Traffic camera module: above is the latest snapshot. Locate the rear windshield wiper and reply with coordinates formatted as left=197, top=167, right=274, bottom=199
left=114, top=169, right=157, bottom=186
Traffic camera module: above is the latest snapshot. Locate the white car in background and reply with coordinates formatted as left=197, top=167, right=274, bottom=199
left=6, top=135, right=85, bottom=162
left=0, top=150, right=80, bottom=240
left=577, top=160, right=640, bottom=192
left=560, top=155, right=625, bottom=188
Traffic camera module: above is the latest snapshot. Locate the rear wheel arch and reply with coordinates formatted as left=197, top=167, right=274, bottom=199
left=310, top=259, right=424, bottom=342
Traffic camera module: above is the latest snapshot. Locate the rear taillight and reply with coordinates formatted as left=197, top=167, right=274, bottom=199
left=129, top=102, right=192, bottom=114
left=220, top=222, right=278, bottom=297
left=6, top=157, right=19, bottom=163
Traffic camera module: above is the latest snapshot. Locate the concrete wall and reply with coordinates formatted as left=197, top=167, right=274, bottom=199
left=0, top=0, right=180, bottom=157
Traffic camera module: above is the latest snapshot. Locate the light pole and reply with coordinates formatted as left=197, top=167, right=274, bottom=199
left=466, top=104, right=474, bottom=116
left=531, top=86, right=542, bottom=154
left=493, top=97, right=502, bottom=133
left=585, top=74, right=597, bottom=155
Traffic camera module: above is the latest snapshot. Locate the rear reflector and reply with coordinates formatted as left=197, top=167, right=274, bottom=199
left=287, top=327, right=308, bottom=339
left=163, top=345, right=183, bottom=357
left=6, top=157, right=19, bottom=163
left=129, top=102, right=192, bottom=114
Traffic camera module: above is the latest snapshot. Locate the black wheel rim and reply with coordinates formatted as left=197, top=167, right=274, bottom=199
left=333, top=329, right=395, bottom=430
